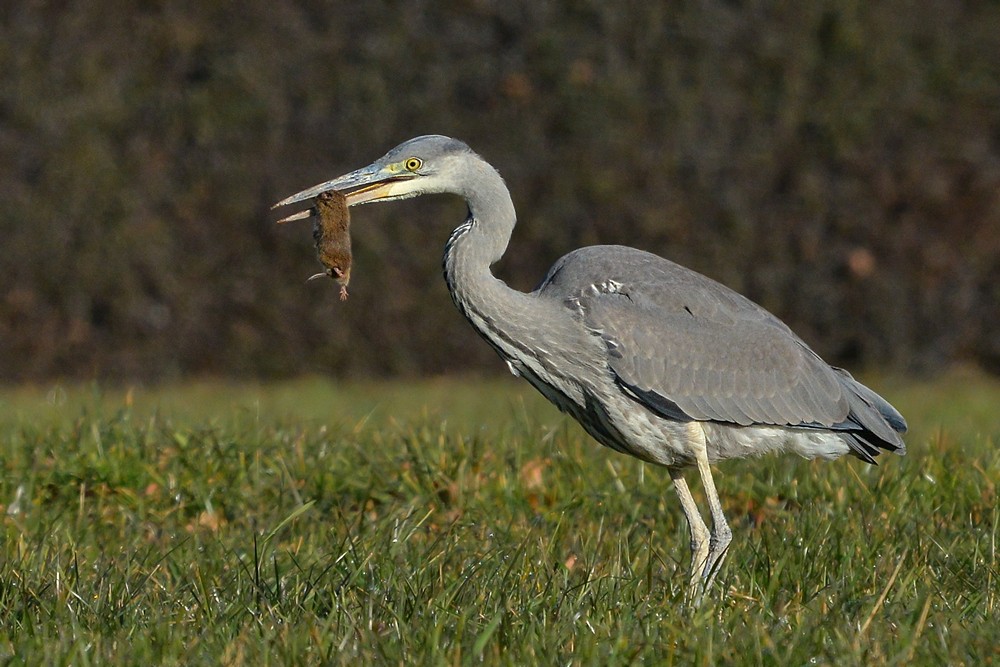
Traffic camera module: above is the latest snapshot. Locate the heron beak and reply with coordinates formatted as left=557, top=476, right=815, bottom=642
left=272, top=163, right=416, bottom=221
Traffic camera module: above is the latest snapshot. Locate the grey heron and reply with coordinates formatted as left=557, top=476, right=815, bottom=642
left=274, top=135, right=907, bottom=600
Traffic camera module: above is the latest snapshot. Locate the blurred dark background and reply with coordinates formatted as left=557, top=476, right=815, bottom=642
left=2, top=1, right=998, bottom=383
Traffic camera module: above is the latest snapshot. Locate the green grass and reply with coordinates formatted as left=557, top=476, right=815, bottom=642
left=1, top=372, right=998, bottom=665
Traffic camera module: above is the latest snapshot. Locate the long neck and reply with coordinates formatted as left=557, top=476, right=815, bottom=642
left=446, top=158, right=517, bottom=272
left=441, top=160, right=537, bottom=356
left=440, top=157, right=600, bottom=418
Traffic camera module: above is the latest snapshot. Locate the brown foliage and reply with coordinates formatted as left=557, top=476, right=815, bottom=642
left=1, top=2, right=998, bottom=381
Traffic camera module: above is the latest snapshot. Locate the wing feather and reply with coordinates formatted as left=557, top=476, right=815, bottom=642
left=537, top=245, right=876, bottom=432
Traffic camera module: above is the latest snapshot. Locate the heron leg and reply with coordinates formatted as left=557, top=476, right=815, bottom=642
left=669, top=467, right=710, bottom=602
left=690, top=425, right=733, bottom=593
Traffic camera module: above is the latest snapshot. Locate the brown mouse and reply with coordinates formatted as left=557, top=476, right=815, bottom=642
left=278, top=190, right=352, bottom=300
left=310, top=190, right=352, bottom=300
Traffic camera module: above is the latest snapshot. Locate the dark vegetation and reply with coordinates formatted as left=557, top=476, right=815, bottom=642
left=2, top=2, right=998, bottom=382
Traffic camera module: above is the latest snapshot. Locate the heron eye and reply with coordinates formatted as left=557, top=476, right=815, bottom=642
left=404, top=157, right=422, bottom=172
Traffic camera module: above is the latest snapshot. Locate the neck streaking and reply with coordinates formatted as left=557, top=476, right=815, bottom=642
left=438, top=153, right=602, bottom=426
left=441, top=157, right=540, bottom=363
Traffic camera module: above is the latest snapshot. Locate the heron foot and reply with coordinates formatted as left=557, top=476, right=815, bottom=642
left=685, top=527, right=731, bottom=606
left=700, top=524, right=732, bottom=588
left=687, top=527, right=711, bottom=604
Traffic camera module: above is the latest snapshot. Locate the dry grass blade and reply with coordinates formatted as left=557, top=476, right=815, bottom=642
left=858, top=549, right=908, bottom=639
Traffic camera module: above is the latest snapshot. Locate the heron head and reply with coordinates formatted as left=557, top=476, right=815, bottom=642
left=273, top=135, right=475, bottom=218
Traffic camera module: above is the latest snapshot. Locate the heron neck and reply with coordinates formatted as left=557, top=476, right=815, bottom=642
left=456, top=158, right=517, bottom=265
left=442, top=164, right=528, bottom=330
left=441, top=163, right=596, bottom=410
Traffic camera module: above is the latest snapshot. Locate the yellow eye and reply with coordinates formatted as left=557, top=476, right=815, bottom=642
left=404, top=157, right=422, bottom=172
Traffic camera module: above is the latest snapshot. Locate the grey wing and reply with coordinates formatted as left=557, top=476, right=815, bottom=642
left=536, top=245, right=906, bottom=458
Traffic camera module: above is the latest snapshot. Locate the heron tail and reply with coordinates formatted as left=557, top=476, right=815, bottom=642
left=833, top=368, right=907, bottom=462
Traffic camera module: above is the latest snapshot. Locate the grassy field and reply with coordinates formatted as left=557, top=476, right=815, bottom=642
left=1, top=372, right=997, bottom=665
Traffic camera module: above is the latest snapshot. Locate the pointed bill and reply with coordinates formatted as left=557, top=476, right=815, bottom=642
left=272, top=163, right=416, bottom=214
left=276, top=209, right=314, bottom=224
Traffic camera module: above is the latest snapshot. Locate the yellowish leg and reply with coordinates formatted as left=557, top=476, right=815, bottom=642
left=689, top=423, right=733, bottom=595
left=669, top=467, right=709, bottom=603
